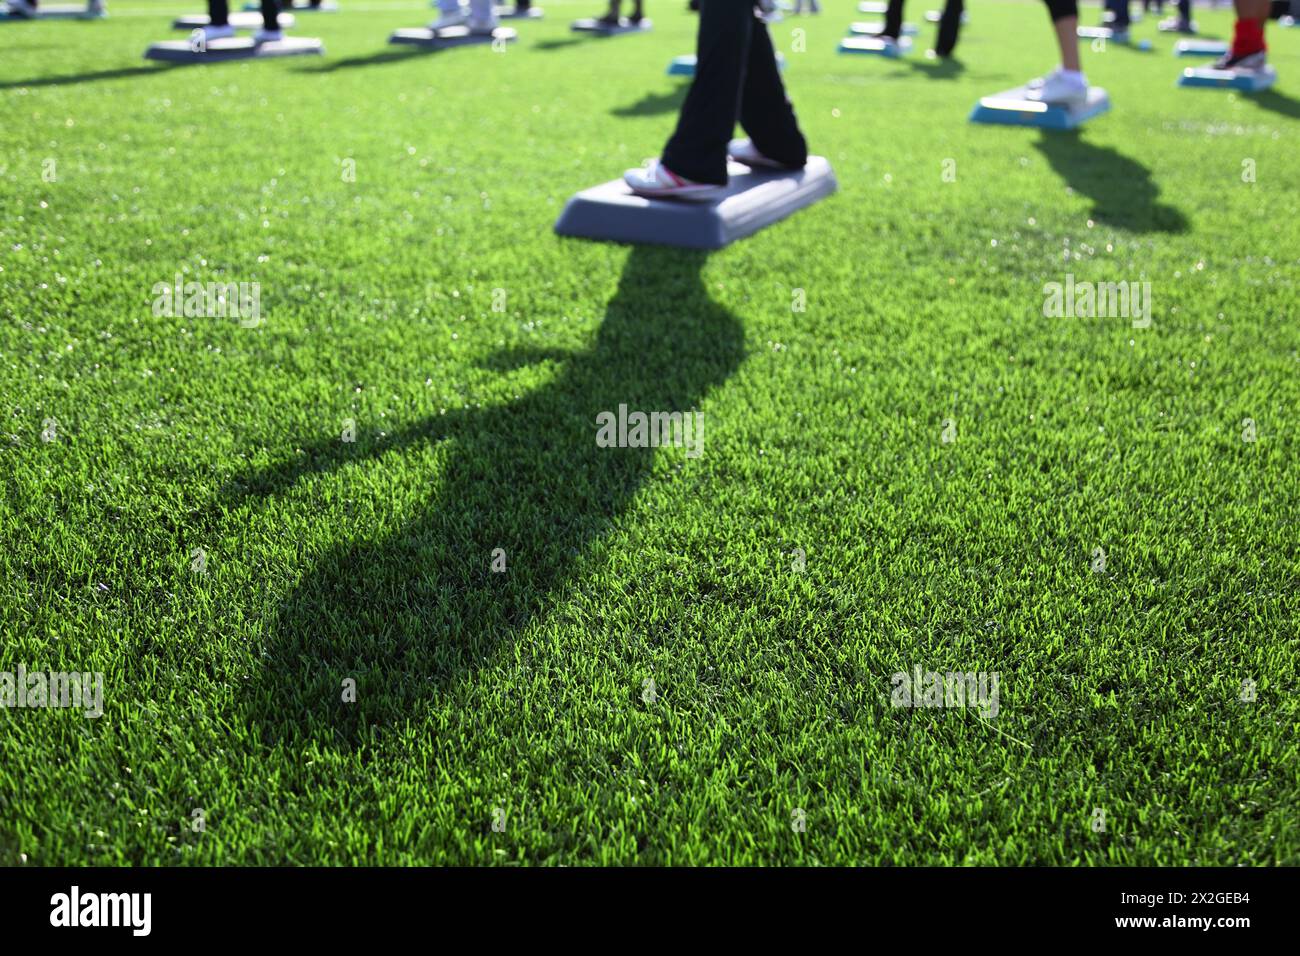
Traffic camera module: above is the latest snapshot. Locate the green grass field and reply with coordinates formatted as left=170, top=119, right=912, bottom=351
left=2, top=0, right=1298, bottom=865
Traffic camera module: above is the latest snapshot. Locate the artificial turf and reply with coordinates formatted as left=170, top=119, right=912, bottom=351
left=1, top=0, right=1297, bottom=865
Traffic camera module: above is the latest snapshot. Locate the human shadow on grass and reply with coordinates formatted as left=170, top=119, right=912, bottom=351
left=1034, top=131, right=1188, bottom=234
left=902, top=56, right=965, bottom=79
left=1249, top=88, right=1300, bottom=121
left=611, top=86, right=687, bottom=117
left=533, top=36, right=586, bottom=51
left=292, top=47, right=426, bottom=73
left=0, top=64, right=178, bottom=90
left=230, top=245, right=745, bottom=747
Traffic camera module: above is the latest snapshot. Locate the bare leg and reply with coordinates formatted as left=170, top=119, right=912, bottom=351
left=1054, top=15, right=1081, bottom=71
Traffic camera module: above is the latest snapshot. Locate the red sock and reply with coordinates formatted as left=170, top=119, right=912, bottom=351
left=1232, top=18, right=1266, bottom=57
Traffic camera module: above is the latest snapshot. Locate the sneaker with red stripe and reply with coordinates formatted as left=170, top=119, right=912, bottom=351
left=623, top=160, right=724, bottom=201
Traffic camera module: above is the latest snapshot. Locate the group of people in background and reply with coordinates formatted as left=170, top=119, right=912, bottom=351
left=622, top=0, right=1290, bottom=200
left=3, top=0, right=1283, bottom=209
left=428, top=0, right=535, bottom=34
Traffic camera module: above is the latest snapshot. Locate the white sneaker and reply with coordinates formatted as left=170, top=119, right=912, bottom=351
left=197, top=23, right=236, bottom=40
left=727, top=138, right=796, bottom=170
left=1027, top=69, right=1088, bottom=104
left=253, top=28, right=283, bottom=43
left=467, top=13, right=498, bottom=33
left=623, top=160, right=724, bottom=201
left=429, top=8, right=469, bottom=29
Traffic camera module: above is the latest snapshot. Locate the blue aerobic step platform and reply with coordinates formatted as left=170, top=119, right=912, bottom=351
left=848, top=20, right=919, bottom=35
left=838, top=35, right=912, bottom=57
left=1174, top=40, right=1227, bottom=57
left=555, top=157, right=837, bottom=250
left=1178, top=65, right=1276, bottom=90
left=969, top=85, right=1111, bottom=130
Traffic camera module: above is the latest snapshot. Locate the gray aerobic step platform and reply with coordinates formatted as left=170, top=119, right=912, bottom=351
left=144, top=35, right=323, bottom=63
left=388, top=25, right=516, bottom=47
left=554, top=156, right=837, bottom=250
left=570, top=16, right=651, bottom=34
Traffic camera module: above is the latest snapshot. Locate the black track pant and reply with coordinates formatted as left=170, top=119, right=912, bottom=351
left=661, top=0, right=807, bottom=185
left=883, top=0, right=963, bottom=56
left=210, top=0, right=280, bottom=31
left=1043, top=0, right=1077, bottom=21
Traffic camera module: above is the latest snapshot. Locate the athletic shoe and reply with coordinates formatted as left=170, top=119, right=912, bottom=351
left=727, top=138, right=801, bottom=170
left=1159, top=16, right=1196, bottom=33
left=87, top=0, right=106, bottom=15
left=1026, top=69, right=1088, bottom=104
left=1109, top=28, right=1131, bottom=43
left=467, top=13, right=499, bottom=32
left=196, top=23, right=237, bottom=40
left=623, top=160, right=724, bottom=201
left=253, top=28, right=284, bottom=42
left=5, top=0, right=38, bottom=16
left=1213, top=48, right=1267, bottom=71
left=429, top=8, right=469, bottom=29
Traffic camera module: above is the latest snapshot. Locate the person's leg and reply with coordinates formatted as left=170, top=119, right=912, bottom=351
left=1226, top=0, right=1270, bottom=59
left=882, top=0, right=904, bottom=38
left=259, top=0, right=279, bottom=32
left=1111, top=0, right=1131, bottom=29
left=661, top=0, right=757, bottom=185
left=468, top=0, right=497, bottom=29
left=629, top=0, right=644, bottom=21
left=431, top=0, right=467, bottom=27
left=737, top=12, right=807, bottom=168
left=1045, top=0, right=1082, bottom=72
left=1025, top=0, right=1086, bottom=101
left=599, top=0, right=621, bottom=24
left=1161, top=0, right=1191, bottom=28
left=934, top=0, right=963, bottom=55
left=211, top=0, right=231, bottom=26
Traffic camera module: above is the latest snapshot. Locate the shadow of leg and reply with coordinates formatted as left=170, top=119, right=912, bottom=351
left=239, top=246, right=747, bottom=748
left=1033, top=131, right=1189, bottom=234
